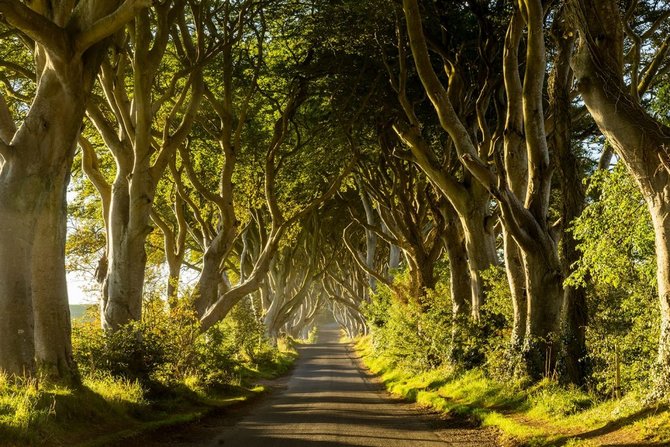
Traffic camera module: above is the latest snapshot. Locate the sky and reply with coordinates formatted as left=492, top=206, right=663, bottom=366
left=67, top=273, right=97, bottom=305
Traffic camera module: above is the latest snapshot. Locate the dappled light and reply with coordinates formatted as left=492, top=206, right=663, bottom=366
left=0, top=0, right=670, bottom=446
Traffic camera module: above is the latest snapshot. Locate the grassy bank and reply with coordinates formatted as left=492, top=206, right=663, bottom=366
left=355, top=336, right=669, bottom=446
left=0, top=351, right=295, bottom=447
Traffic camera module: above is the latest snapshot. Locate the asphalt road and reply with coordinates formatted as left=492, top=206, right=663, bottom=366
left=130, top=324, right=496, bottom=447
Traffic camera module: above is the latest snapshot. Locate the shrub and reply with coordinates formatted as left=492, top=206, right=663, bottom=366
left=363, top=270, right=455, bottom=371
left=72, top=297, right=284, bottom=390
left=72, top=305, right=168, bottom=384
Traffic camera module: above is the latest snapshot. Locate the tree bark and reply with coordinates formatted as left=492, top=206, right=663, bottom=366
left=359, top=184, right=378, bottom=292
left=502, top=9, right=528, bottom=352
left=522, top=245, right=563, bottom=379
left=548, top=18, right=589, bottom=386
left=0, top=179, right=37, bottom=376
left=504, top=231, right=526, bottom=349
left=0, top=0, right=149, bottom=376
left=443, top=202, right=471, bottom=361
left=32, top=157, right=77, bottom=382
left=96, top=2, right=202, bottom=330
left=461, top=209, right=497, bottom=319
left=0, top=53, right=98, bottom=375
left=102, top=173, right=152, bottom=329
left=650, top=200, right=670, bottom=389
left=391, top=125, right=496, bottom=315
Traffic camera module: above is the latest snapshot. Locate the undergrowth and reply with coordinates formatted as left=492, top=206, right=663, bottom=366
left=0, top=297, right=297, bottom=447
left=356, top=336, right=670, bottom=446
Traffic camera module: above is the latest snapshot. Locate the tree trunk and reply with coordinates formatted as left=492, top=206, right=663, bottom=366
left=32, top=161, right=77, bottom=383
left=102, top=176, right=152, bottom=330
left=504, top=230, right=526, bottom=350
left=0, top=183, right=37, bottom=376
left=650, top=199, right=670, bottom=389
left=445, top=228, right=470, bottom=317
left=167, top=263, right=181, bottom=305
left=461, top=207, right=497, bottom=319
left=443, top=208, right=471, bottom=362
left=0, top=0, right=147, bottom=376
left=389, top=243, right=401, bottom=271
left=0, top=71, right=88, bottom=376
left=545, top=15, right=590, bottom=386
left=416, top=255, right=437, bottom=295
left=522, top=246, right=563, bottom=380
left=192, top=229, right=236, bottom=317
left=359, top=185, right=378, bottom=292
left=501, top=9, right=528, bottom=354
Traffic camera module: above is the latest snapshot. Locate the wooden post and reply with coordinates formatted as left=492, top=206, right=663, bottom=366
left=614, top=344, right=621, bottom=399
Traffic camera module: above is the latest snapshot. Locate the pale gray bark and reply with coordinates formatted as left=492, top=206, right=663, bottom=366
left=0, top=190, right=35, bottom=375
left=504, top=231, right=526, bottom=349
left=501, top=10, right=528, bottom=351
left=358, top=183, right=378, bottom=292
left=32, top=157, right=77, bottom=381
left=403, top=0, right=565, bottom=379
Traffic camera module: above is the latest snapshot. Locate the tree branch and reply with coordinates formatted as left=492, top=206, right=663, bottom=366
left=75, top=0, right=152, bottom=54
left=342, top=224, right=392, bottom=287
left=402, top=0, right=478, bottom=158
left=0, top=1, right=68, bottom=55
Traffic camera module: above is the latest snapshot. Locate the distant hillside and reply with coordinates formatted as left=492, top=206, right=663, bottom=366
left=69, top=304, right=95, bottom=320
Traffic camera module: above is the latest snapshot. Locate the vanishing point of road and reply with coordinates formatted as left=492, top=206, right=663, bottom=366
left=128, top=323, right=497, bottom=447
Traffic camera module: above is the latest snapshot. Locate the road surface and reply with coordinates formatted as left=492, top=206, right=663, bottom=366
left=131, top=324, right=497, bottom=447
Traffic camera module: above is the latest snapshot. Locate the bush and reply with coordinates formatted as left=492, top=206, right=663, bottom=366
left=73, top=305, right=170, bottom=384
left=72, top=297, right=285, bottom=390
left=570, top=165, right=660, bottom=396
left=363, top=270, right=456, bottom=371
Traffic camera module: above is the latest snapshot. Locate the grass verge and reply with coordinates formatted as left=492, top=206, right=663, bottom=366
left=355, top=336, right=670, bottom=446
left=0, top=350, right=296, bottom=447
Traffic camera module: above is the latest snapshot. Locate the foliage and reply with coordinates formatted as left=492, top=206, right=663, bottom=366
left=362, top=268, right=506, bottom=372
left=357, top=336, right=670, bottom=446
left=1, top=296, right=296, bottom=446
left=72, top=305, right=170, bottom=385
left=72, top=298, right=287, bottom=390
left=0, top=364, right=284, bottom=447
left=569, top=165, right=659, bottom=395
left=569, top=164, right=656, bottom=290
left=362, top=270, right=452, bottom=371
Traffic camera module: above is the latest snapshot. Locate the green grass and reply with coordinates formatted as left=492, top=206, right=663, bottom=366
left=355, top=336, right=670, bottom=446
left=0, top=350, right=296, bottom=447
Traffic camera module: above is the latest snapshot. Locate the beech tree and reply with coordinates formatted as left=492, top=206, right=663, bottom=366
left=263, top=216, right=323, bottom=341
left=354, top=144, right=446, bottom=300
left=383, top=20, right=498, bottom=320
left=0, top=0, right=150, bottom=379
left=400, top=0, right=590, bottom=379
left=570, top=0, right=670, bottom=390
left=85, top=0, right=206, bottom=330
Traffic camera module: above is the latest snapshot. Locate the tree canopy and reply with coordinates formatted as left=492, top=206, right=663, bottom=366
left=0, top=0, right=669, bottom=404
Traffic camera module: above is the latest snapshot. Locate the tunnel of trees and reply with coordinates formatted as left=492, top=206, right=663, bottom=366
left=1, top=0, right=670, bottom=407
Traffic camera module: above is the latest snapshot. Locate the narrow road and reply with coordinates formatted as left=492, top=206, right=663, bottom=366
left=133, top=324, right=497, bottom=447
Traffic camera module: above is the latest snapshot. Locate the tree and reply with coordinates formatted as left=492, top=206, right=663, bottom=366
left=402, top=0, right=579, bottom=380
left=384, top=10, right=498, bottom=320
left=354, top=142, right=446, bottom=300
left=0, top=0, right=149, bottom=379
left=85, top=0, right=205, bottom=330
left=570, top=0, right=670, bottom=391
